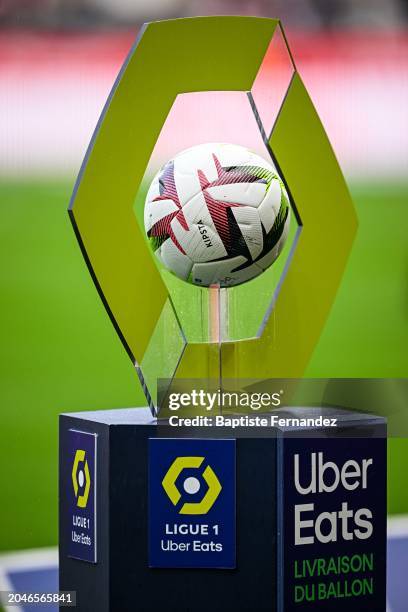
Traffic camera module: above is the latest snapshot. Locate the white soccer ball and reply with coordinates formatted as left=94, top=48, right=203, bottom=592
left=144, top=143, right=290, bottom=287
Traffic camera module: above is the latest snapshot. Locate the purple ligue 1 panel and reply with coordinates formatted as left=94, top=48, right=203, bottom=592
left=66, top=429, right=97, bottom=564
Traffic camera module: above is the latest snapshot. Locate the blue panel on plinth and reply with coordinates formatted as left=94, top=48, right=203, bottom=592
left=278, top=436, right=386, bottom=611
left=149, top=438, right=236, bottom=568
left=66, top=429, right=97, bottom=563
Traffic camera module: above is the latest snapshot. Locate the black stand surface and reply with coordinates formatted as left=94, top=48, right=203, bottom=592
left=59, top=407, right=386, bottom=611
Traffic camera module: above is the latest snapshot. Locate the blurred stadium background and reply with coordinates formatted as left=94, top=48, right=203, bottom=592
left=0, top=0, right=407, bottom=562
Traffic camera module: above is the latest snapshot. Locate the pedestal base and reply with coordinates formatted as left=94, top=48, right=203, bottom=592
left=59, top=407, right=386, bottom=611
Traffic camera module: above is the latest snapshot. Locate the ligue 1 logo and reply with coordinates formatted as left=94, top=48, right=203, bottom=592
left=162, top=456, right=222, bottom=515
left=71, top=449, right=91, bottom=509
left=149, top=439, right=235, bottom=569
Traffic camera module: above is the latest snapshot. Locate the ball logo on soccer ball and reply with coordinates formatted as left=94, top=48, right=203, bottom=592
left=144, top=143, right=290, bottom=287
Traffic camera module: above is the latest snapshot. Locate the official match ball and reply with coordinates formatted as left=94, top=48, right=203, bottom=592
left=144, top=143, right=290, bottom=287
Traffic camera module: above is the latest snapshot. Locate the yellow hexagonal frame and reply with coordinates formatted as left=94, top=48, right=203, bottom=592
left=69, top=17, right=357, bottom=409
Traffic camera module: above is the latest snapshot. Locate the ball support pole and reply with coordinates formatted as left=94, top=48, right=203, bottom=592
left=60, top=16, right=386, bottom=612
left=209, top=285, right=220, bottom=344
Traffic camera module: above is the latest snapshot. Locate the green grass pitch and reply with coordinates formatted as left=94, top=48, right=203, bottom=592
left=0, top=180, right=407, bottom=550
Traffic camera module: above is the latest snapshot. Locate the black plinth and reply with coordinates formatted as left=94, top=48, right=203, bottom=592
left=59, top=408, right=386, bottom=612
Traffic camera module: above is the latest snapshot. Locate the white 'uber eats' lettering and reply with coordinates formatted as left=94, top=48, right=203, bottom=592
left=293, top=452, right=374, bottom=546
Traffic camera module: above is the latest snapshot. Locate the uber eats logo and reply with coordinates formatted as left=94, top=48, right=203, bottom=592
left=72, top=449, right=91, bottom=508
left=162, top=456, right=222, bottom=515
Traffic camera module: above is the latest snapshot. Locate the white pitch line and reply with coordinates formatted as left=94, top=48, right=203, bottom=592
left=386, top=515, right=408, bottom=612
left=0, top=526, right=406, bottom=612
left=0, top=547, right=58, bottom=612
left=387, top=514, right=408, bottom=538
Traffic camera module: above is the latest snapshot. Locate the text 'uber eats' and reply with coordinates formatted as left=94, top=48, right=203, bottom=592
left=294, top=452, right=374, bottom=545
